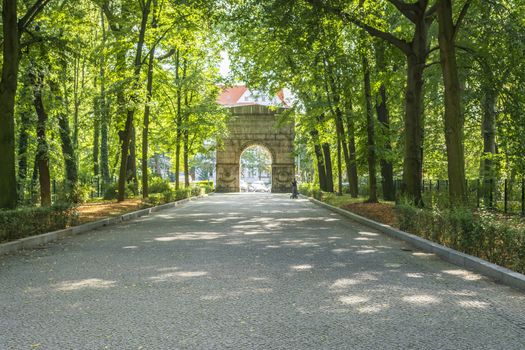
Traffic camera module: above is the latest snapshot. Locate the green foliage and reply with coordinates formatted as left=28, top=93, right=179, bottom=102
left=298, top=182, right=325, bottom=201
left=193, top=180, right=214, bottom=187
left=175, top=188, right=192, bottom=200
left=396, top=204, right=525, bottom=274
left=0, top=203, right=78, bottom=242
left=201, top=185, right=214, bottom=194
left=148, top=177, right=172, bottom=194
left=56, top=182, right=91, bottom=204
left=103, top=183, right=135, bottom=200
left=191, top=187, right=205, bottom=197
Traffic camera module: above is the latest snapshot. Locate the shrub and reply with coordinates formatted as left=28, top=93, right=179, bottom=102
left=143, top=193, right=163, bottom=206
left=162, top=190, right=174, bottom=203
left=298, top=183, right=329, bottom=200
left=175, top=188, right=192, bottom=201
left=148, top=177, right=172, bottom=194
left=193, top=180, right=213, bottom=187
left=395, top=203, right=525, bottom=274
left=55, top=182, right=91, bottom=204
left=298, top=183, right=312, bottom=196
left=191, top=187, right=205, bottom=197
left=202, top=185, right=214, bottom=194
left=144, top=185, right=210, bottom=206
left=103, top=183, right=135, bottom=200
left=311, top=188, right=325, bottom=201
left=0, top=203, right=78, bottom=242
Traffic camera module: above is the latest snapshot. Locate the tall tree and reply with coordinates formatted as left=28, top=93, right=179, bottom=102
left=374, top=41, right=395, bottom=201
left=0, top=0, right=19, bottom=208
left=308, top=0, right=438, bottom=205
left=362, top=54, right=378, bottom=203
left=103, top=0, right=152, bottom=201
left=99, top=9, right=110, bottom=187
left=437, top=0, right=471, bottom=204
left=29, top=67, right=51, bottom=206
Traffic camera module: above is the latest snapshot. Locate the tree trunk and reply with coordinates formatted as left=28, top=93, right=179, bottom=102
left=17, top=82, right=31, bottom=203
left=58, top=113, right=78, bottom=197
left=142, top=44, right=155, bottom=198
left=30, top=69, right=51, bottom=207
left=334, top=109, right=352, bottom=194
left=114, top=0, right=152, bottom=202
left=375, top=83, right=395, bottom=201
left=127, top=126, right=138, bottom=192
left=0, top=0, right=19, bottom=209
left=113, top=40, right=129, bottom=200
left=337, top=132, right=343, bottom=195
left=344, top=111, right=358, bottom=198
left=182, top=57, right=190, bottom=188
left=322, top=142, right=334, bottom=192
left=17, top=109, right=30, bottom=203
left=403, top=52, right=425, bottom=206
left=93, top=91, right=100, bottom=177
left=117, top=113, right=133, bottom=202
left=174, top=49, right=182, bottom=190
left=481, top=87, right=497, bottom=175
left=73, top=57, right=79, bottom=149
left=437, top=0, right=466, bottom=205
left=184, top=129, right=190, bottom=187
left=51, top=80, right=78, bottom=198
left=30, top=156, right=39, bottom=204
left=310, top=129, right=327, bottom=191
left=99, top=10, right=110, bottom=187
left=374, top=41, right=395, bottom=201
left=72, top=57, right=85, bottom=151
left=363, top=55, right=378, bottom=203
left=324, top=59, right=354, bottom=196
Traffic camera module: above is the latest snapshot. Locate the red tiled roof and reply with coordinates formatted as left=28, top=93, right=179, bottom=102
left=218, top=86, right=248, bottom=106
left=277, top=90, right=286, bottom=105
left=217, top=85, right=288, bottom=107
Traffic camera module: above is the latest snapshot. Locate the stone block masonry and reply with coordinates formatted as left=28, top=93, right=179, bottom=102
left=216, top=105, right=295, bottom=193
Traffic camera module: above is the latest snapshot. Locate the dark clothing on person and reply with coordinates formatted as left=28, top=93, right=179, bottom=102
left=291, top=180, right=298, bottom=199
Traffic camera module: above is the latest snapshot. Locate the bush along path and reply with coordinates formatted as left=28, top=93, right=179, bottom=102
left=299, top=186, right=525, bottom=275
left=0, top=185, right=214, bottom=244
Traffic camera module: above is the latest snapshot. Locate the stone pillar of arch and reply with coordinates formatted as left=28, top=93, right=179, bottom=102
left=216, top=105, right=294, bottom=193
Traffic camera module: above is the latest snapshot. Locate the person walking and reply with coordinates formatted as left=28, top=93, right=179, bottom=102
left=291, top=179, right=298, bottom=199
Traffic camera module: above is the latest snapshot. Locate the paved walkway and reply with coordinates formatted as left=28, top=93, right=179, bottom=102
left=1, top=194, right=524, bottom=349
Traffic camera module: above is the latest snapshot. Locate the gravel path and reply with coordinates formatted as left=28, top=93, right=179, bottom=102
left=1, top=193, right=524, bottom=349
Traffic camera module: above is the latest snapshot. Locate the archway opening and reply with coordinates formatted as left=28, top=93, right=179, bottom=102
left=240, top=145, right=272, bottom=192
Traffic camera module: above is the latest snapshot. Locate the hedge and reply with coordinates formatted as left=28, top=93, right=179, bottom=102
left=0, top=203, right=78, bottom=243
left=396, top=204, right=525, bottom=274
left=145, top=185, right=214, bottom=206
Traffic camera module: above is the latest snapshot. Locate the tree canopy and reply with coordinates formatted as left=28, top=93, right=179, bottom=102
left=1, top=0, right=524, bottom=210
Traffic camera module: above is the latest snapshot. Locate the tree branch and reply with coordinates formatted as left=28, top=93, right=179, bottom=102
left=427, top=45, right=439, bottom=55
left=140, top=20, right=178, bottom=65
left=156, top=48, right=176, bottom=61
left=425, top=1, right=439, bottom=18
left=453, top=0, right=472, bottom=40
left=306, top=0, right=412, bottom=54
left=18, top=0, right=52, bottom=35
left=387, top=0, right=418, bottom=23
left=344, top=13, right=412, bottom=54
left=424, top=61, right=440, bottom=69
left=101, top=1, right=119, bottom=32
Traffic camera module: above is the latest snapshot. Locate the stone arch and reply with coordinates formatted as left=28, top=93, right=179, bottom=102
left=216, top=105, right=294, bottom=193
left=239, top=141, right=276, bottom=162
